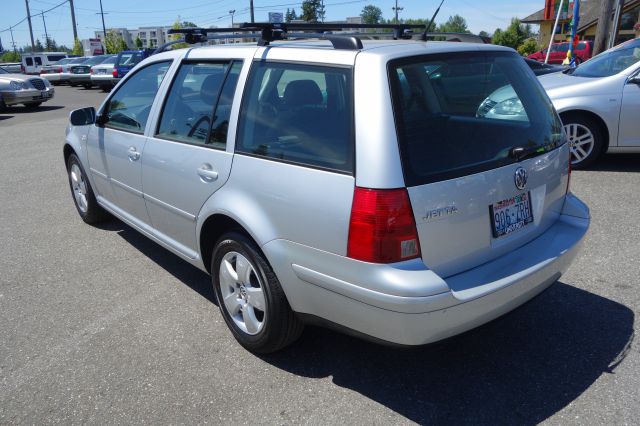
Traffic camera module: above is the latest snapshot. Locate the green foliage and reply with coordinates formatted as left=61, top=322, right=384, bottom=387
left=170, top=20, right=191, bottom=49
left=492, top=18, right=535, bottom=50
left=361, top=5, right=383, bottom=24
left=105, top=30, right=127, bottom=54
left=478, top=30, right=490, bottom=38
left=45, top=37, right=58, bottom=51
left=1, top=51, right=21, bottom=62
left=71, top=38, right=84, bottom=55
left=135, top=36, right=143, bottom=49
left=517, top=38, right=541, bottom=57
left=285, top=8, right=298, bottom=22
left=34, top=39, right=44, bottom=52
left=301, top=0, right=321, bottom=23
left=437, top=15, right=470, bottom=33
left=181, top=21, right=197, bottom=28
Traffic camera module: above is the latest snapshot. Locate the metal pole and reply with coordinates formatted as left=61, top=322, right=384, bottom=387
left=24, top=0, right=36, bottom=52
left=608, top=0, right=624, bottom=49
left=593, top=0, right=614, bottom=56
left=99, top=0, right=107, bottom=52
left=40, top=12, right=49, bottom=48
left=9, top=26, right=17, bottom=53
left=229, top=10, right=235, bottom=27
left=249, top=0, right=254, bottom=23
left=545, top=0, right=564, bottom=64
left=69, top=0, right=78, bottom=41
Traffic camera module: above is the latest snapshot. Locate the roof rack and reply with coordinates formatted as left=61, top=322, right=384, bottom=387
left=156, top=23, right=486, bottom=54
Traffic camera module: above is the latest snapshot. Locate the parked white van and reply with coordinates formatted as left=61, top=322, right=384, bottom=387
left=21, top=52, right=71, bottom=75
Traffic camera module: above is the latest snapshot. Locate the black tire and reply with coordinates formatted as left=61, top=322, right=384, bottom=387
left=66, top=153, right=109, bottom=224
left=561, top=113, right=604, bottom=169
left=83, top=83, right=92, bottom=89
left=211, top=232, right=303, bottom=353
left=100, top=85, right=110, bottom=93
left=70, top=83, right=79, bottom=87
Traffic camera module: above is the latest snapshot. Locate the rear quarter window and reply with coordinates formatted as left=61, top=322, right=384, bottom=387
left=236, top=61, right=354, bottom=173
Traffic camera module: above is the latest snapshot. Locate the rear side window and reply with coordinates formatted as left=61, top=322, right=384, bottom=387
left=118, top=52, right=143, bottom=66
left=389, top=51, right=564, bottom=186
left=35, top=57, right=42, bottom=66
left=157, top=61, right=241, bottom=148
left=47, top=55, right=65, bottom=62
left=26, top=58, right=33, bottom=66
left=236, top=62, right=353, bottom=173
left=104, top=61, right=171, bottom=133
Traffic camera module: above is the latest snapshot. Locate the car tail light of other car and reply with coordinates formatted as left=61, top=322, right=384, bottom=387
left=57, top=67, right=63, bottom=73
left=112, top=68, right=118, bottom=78
left=347, top=187, right=421, bottom=263
left=20, top=64, right=25, bottom=73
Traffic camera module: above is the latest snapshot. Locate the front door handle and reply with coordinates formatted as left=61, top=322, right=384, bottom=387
left=197, top=164, right=219, bottom=182
left=128, top=146, right=141, bottom=161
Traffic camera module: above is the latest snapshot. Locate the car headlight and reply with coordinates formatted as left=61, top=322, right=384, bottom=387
left=9, top=81, right=27, bottom=90
left=490, top=97, right=525, bottom=116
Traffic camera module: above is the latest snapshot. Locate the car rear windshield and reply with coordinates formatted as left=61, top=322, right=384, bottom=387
left=389, top=51, right=564, bottom=186
left=117, top=52, right=143, bottom=66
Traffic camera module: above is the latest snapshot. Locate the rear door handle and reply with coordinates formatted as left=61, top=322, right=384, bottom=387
left=197, top=164, right=219, bottom=182
left=127, top=146, right=140, bottom=161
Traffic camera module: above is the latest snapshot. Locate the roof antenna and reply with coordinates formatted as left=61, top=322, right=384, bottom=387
left=423, top=0, right=445, bottom=42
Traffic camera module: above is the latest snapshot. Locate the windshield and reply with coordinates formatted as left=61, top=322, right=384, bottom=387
left=572, top=39, right=640, bottom=77
left=84, top=56, right=107, bottom=66
left=389, top=51, right=564, bottom=186
left=54, top=58, right=72, bottom=65
left=70, top=57, right=88, bottom=64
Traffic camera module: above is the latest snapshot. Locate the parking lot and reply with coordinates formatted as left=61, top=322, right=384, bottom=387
left=0, top=84, right=639, bottom=424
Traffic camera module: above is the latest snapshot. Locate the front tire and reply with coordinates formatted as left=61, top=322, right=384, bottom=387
left=66, top=153, right=108, bottom=224
left=211, top=232, right=303, bottom=353
left=562, top=114, right=604, bottom=169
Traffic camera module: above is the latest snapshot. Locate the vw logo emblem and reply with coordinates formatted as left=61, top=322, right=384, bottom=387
left=514, top=167, right=528, bottom=190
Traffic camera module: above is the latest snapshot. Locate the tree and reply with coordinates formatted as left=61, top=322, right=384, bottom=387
left=34, top=39, right=44, bottom=52
left=437, top=15, right=470, bottom=33
left=135, top=36, right=143, bottom=49
left=45, top=37, right=58, bottom=51
left=285, top=8, right=293, bottom=22
left=301, top=0, right=321, bottom=23
left=1, top=51, right=21, bottom=62
left=478, top=30, right=490, bottom=38
left=492, top=18, right=534, bottom=50
left=181, top=21, right=197, bottom=28
left=105, top=30, right=127, bottom=54
left=169, top=20, right=191, bottom=49
left=71, top=38, right=83, bottom=55
left=361, top=5, right=383, bottom=24
left=517, top=38, right=540, bottom=57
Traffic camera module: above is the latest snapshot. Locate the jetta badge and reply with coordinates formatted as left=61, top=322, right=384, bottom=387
left=514, top=167, right=528, bottom=190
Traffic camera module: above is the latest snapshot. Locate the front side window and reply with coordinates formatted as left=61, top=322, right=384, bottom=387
left=157, top=61, right=241, bottom=148
left=35, top=57, right=42, bottom=66
left=104, top=61, right=170, bottom=133
left=389, top=51, right=564, bottom=186
left=236, top=62, right=353, bottom=173
left=26, top=58, right=33, bottom=66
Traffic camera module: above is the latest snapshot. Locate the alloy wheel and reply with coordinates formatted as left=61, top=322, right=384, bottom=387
left=218, top=251, right=266, bottom=335
left=70, top=163, right=88, bottom=213
left=564, top=122, right=595, bottom=166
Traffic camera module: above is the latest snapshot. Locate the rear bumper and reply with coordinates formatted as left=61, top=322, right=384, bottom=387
left=266, top=193, right=589, bottom=346
left=41, top=73, right=61, bottom=82
left=90, top=75, right=117, bottom=85
left=69, top=74, right=91, bottom=83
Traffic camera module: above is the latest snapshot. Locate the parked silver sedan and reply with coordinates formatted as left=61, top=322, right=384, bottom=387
left=0, top=66, right=54, bottom=109
left=538, top=38, right=640, bottom=168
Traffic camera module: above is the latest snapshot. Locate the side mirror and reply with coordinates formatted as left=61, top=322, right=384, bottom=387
left=628, top=76, right=640, bottom=85
left=69, top=107, right=96, bottom=126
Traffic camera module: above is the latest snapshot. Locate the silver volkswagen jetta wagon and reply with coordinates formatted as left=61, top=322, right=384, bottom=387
left=64, top=24, right=589, bottom=353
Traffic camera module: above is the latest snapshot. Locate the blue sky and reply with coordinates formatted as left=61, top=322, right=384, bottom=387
left=1, top=0, right=542, bottom=50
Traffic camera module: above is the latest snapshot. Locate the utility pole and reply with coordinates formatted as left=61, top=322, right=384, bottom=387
left=393, top=0, right=403, bottom=24
left=608, top=0, right=625, bottom=49
left=249, top=0, right=254, bottom=23
left=24, top=0, right=36, bottom=52
left=593, top=0, right=614, bottom=56
left=69, top=0, right=78, bottom=41
left=229, top=10, right=236, bottom=27
left=9, top=26, right=17, bottom=52
left=98, top=0, right=108, bottom=52
left=40, top=11, right=49, bottom=48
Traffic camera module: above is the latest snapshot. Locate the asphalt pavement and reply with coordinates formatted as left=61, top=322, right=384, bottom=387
left=0, top=85, right=638, bottom=424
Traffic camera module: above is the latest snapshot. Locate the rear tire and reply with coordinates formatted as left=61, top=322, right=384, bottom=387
left=83, top=83, right=92, bottom=89
left=66, top=153, right=109, bottom=224
left=562, top=113, right=604, bottom=169
left=211, top=232, right=303, bottom=353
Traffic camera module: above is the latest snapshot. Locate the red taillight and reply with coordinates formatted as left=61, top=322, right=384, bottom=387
left=112, top=68, right=118, bottom=78
left=90, top=68, right=93, bottom=74
left=57, top=66, right=63, bottom=73
left=20, top=64, right=25, bottom=73
left=347, top=187, right=421, bottom=263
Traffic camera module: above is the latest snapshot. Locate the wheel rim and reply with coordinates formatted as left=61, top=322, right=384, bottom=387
left=564, top=122, right=595, bottom=165
left=70, top=163, right=89, bottom=213
left=218, top=251, right=266, bottom=335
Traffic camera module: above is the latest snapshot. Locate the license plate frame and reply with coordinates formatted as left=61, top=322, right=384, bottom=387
left=489, top=192, right=534, bottom=238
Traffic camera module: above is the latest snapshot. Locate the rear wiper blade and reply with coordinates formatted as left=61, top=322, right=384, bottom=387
left=509, top=146, right=547, bottom=161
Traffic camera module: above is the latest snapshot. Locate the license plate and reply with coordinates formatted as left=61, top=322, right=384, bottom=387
left=98, top=69, right=106, bottom=74
left=489, top=192, right=534, bottom=238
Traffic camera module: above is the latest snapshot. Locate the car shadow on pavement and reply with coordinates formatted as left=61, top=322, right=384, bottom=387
left=589, top=153, right=640, bottom=172
left=1, top=105, right=66, bottom=114
left=105, top=219, right=634, bottom=424
left=0, top=115, right=14, bottom=121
